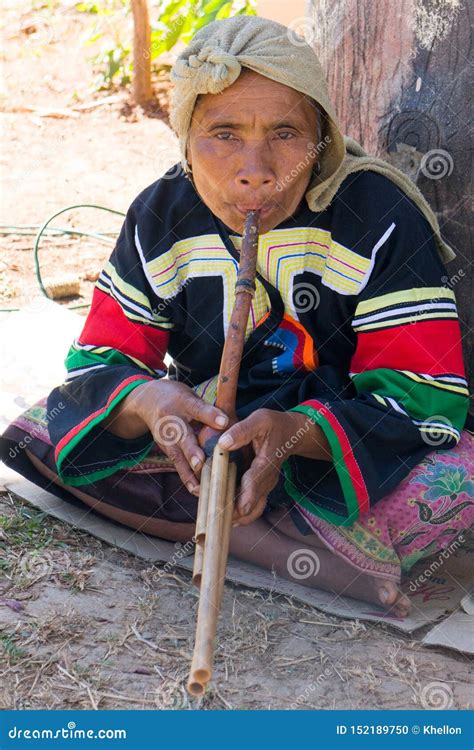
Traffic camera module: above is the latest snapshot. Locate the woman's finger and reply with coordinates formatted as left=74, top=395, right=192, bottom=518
left=218, top=411, right=267, bottom=450
left=235, top=456, right=279, bottom=517
left=151, top=413, right=204, bottom=477
left=161, top=444, right=200, bottom=495
left=184, top=393, right=229, bottom=430
left=179, top=427, right=205, bottom=475
left=233, top=495, right=267, bottom=527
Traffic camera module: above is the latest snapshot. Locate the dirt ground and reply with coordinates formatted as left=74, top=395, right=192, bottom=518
left=1, top=491, right=473, bottom=710
left=0, top=1, right=472, bottom=711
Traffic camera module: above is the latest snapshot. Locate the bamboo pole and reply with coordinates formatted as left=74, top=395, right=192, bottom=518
left=187, top=210, right=260, bottom=696
left=188, top=446, right=230, bottom=694
left=192, top=459, right=212, bottom=586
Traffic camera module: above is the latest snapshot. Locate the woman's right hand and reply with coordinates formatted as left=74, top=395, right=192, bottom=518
left=106, top=380, right=229, bottom=495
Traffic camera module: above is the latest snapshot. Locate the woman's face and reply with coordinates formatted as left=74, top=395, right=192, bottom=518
left=187, top=70, right=320, bottom=235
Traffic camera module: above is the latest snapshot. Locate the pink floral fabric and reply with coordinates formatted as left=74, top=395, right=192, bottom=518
left=297, top=429, right=474, bottom=582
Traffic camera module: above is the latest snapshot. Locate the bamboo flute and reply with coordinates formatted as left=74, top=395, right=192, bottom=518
left=187, top=209, right=260, bottom=696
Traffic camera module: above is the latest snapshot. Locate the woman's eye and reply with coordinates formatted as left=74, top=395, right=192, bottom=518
left=215, top=132, right=235, bottom=140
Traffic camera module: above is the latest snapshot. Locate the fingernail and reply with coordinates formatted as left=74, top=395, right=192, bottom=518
left=215, top=415, right=228, bottom=427
left=242, top=504, right=251, bottom=515
left=218, top=434, right=233, bottom=448
left=190, top=456, right=200, bottom=469
left=232, top=522, right=240, bottom=528
left=186, top=482, right=195, bottom=494
left=379, top=587, right=389, bottom=603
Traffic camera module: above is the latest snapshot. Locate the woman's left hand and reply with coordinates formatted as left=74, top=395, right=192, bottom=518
left=217, top=408, right=331, bottom=526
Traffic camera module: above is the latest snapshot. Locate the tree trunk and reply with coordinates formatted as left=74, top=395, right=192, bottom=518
left=306, top=0, right=473, bottom=400
left=131, top=0, right=153, bottom=106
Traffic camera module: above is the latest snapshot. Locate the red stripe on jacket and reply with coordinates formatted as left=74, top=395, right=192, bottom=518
left=79, top=288, right=169, bottom=371
left=351, top=320, right=466, bottom=377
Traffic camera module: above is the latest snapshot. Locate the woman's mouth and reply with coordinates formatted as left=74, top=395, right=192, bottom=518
left=235, top=204, right=274, bottom=218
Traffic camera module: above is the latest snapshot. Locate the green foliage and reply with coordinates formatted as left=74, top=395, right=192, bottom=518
left=150, top=0, right=257, bottom=60
left=77, top=0, right=257, bottom=91
left=1, top=636, right=27, bottom=662
left=0, top=506, right=54, bottom=548
left=78, top=0, right=131, bottom=90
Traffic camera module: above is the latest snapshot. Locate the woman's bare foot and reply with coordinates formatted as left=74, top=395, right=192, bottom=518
left=230, top=510, right=411, bottom=618
left=25, top=448, right=410, bottom=616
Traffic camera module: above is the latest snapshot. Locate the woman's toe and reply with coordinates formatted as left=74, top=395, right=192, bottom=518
left=392, top=592, right=411, bottom=618
left=377, top=581, right=411, bottom=617
left=377, top=581, right=399, bottom=607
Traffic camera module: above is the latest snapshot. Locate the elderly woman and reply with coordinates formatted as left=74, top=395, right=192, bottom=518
left=1, top=17, right=472, bottom=618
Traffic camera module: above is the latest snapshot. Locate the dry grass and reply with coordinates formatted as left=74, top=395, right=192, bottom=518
left=1, top=490, right=472, bottom=710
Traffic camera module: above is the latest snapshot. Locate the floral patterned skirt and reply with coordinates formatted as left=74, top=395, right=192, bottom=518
left=1, top=399, right=473, bottom=584
left=297, top=428, right=474, bottom=581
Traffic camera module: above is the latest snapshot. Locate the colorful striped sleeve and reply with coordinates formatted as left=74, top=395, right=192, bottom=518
left=47, top=203, right=172, bottom=486
left=284, top=192, right=469, bottom=526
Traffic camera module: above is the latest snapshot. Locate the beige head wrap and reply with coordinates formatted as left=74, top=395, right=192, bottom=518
left=170, top=16, right=454, bottom=262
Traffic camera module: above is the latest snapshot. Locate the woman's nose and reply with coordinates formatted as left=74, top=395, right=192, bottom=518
left=236, top=146, right=275, bottom=189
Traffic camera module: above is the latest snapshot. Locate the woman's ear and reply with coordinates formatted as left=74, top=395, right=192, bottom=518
left=185, top=142, right=192, bottom=172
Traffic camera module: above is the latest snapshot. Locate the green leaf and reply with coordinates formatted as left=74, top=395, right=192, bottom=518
left=75, top=2, right=101, bottom=12
left=193, top=11, right=221, bottom=33
left=430, top=501, right=474, bottom=525
left=398, top=530, right=429, bottom=547
left=415, top=501, right=433, bottom=522
left=150, top=15, right=187, bottom=58
left=159, top=0, right=189, bottom=26
left=202, top=0, right=229, bottom=13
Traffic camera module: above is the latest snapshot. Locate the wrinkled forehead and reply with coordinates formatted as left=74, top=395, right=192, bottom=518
left=191, top=69, right=320, bottom=127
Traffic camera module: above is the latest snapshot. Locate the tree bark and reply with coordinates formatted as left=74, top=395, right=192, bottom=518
left=131, top=0, right=153, bottom=106
left=306, top=0, right=473, bottom=399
